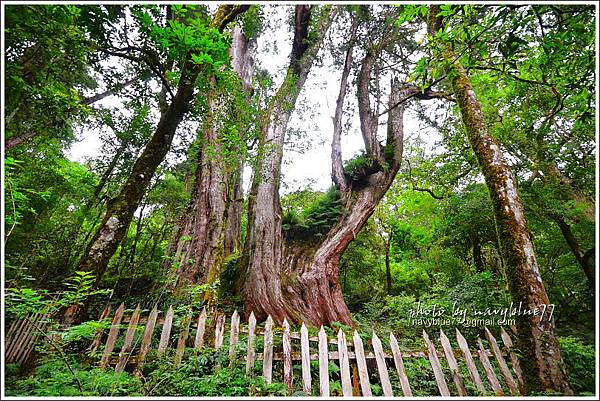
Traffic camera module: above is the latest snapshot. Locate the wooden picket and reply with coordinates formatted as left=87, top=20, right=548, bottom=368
left=83, top=303, right=527, bottom=397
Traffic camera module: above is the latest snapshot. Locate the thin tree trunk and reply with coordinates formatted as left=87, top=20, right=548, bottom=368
left=427, top=6, right=573, bottom=395
left=385, top=232, right=392, bottom=294
left=553, top=215, right=594, bottom=289
left=472, top=236, right=485, bottom=273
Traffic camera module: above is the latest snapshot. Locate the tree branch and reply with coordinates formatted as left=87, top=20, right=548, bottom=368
left=331, top=19, right=358, bottom=192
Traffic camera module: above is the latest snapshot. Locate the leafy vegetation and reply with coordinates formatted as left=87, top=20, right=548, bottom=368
left=3, top=3, right=595, bottom=397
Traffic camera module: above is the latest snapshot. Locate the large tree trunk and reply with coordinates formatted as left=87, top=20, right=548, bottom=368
left=241, top=6, right=337, bottom=324
left=166, top=26, right=253, bottom=287
left=427, top=6, right=573, bottom=395
left=77, top=6, right=249, bottom=285
left=241, top=10, right=444, bottom=325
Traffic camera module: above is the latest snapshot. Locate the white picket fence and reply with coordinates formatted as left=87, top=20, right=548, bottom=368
left=83, top=303, right=524, bottom=396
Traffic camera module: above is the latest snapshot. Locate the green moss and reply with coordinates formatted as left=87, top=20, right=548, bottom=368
left=282, top=187, right=343, bottom=241
left=342, top=151, right=381, bottom=185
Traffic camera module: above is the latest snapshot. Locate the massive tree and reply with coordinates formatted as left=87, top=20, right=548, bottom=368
left=77, top=5, right=250, bottom=285
left=240, top=6, right=449, bottom=326
left=426, top=5, right=573, bottom=394
left=165, top=24, right=254, bottom=287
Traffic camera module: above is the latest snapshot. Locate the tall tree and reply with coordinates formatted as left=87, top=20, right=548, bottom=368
left=77, top=5, right=250, bottom=285
left=426, top=5, right=573, bottom=394
left=166, top=24, right=255, bottom=287
left=241, top=7, right=449, bottom=326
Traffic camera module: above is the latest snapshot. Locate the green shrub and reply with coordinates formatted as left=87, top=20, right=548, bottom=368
left=559, top=336, right=595, bottom=394
left=5, top=355, right=143, bottom=396
left=282, top=187, right=344, bottom=241
left=343, top=151, right=379, bottom=183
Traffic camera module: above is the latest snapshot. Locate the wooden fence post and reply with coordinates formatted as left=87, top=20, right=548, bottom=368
left=318, top=326, right=330, bottom=397
left=337, top=329, right=353, bottom=397
left=115, top=304, right=141, bottom=372
left=135, top=304, right=158, bottom=376
left=390, top=332, right=412, bottom=396
left=245, top=312, right=257, bottom=377
left=262, top=316, right=273, bottom=384
left=423, top=330, right=451, bottom=396
left=194, top=307, right=207, bottom=350
left=372, top=331, right=393, bottom=397
left=158, top=305, right=174, bottom=354
left=485, top=327, right=518, bottom=395
left=283, top=319, right=293, bottom=393
left=300, top=323, right=311, bottom=395
left=500, top=326, right=524, bottom=386
left=439, top=329, right=467, bottom=396
left=100, top=303, right=125, bottom=368
left=477, top=338, right=504, bottom=396
left=352, top=331, right=372, bottom=396
left=214, top=313, right=225, bottom=351
left=455, top=328, right=486, bottom=394
left=229, top=311, right=240, bottom=365
left=174, top=311, right=192, bottom=367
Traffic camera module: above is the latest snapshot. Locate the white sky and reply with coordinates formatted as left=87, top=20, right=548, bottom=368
left=66, top=5, right=438, bottom=195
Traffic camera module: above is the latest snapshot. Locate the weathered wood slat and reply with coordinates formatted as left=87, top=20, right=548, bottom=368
left=7, top=314, right=36, bottom=362
left=439, top=329, right=467, bottom=396
left=229, top=310, right=240, bottom=364
left=245, top=312, right=257, bottom=377
left=174, top=311, right=192, bottom=367
left=455, top=329, right=486, bottom=394
left=318, top=326, right=330, bottom=397
left=390, top=332, right=412, bottom=396
left=283, top=319, right=293, bottom=393
left=100, top=303, right=125, bottom=368
left=372, top=331, right=393, bottom=397
left=194, top=307, right=207, bottom=350
left=90, top=304, right=112, bottom=353
left=115, top=304, right=141, bottom=372
left=6, top=318, right=20, bottom=346
left=135, top=304, right=158, bottom=375
left=500, top=326, right=524, bottom=386
left=352, top=331, right=372, bottom=396
left=16, top=312, right=47, bottom=364
left=7, top=313, right=39, bottom=362
left=262, top=316, right=274, bottom=384
left=214, top=313, right=225, bottom=351
left=300, top=323, right=312, bottom=395
left=158, top=305, right=174, bottom=353
left=477, top=338, right=504, bottom=396
left=485, top=327, right=518, bottom=395
left=423, top=330, right=451, bottom=396
left=337, top=329, right=353, bottom=397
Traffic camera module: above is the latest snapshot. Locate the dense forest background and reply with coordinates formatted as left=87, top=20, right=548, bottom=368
left=3, top=3, right=596, bottom=397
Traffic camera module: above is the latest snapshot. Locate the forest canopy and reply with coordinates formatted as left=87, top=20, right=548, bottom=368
left=3, top=2, right=596, bottom=398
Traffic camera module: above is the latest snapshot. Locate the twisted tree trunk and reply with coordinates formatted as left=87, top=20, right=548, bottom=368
left=242, top=10, right=445, bottom=326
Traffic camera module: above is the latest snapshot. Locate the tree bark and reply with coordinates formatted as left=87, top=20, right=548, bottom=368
left=427, top=6, right=573, bottom=395
left=165, top=25, right=253, bottom=287
left=76, top=6, right=249, bottom=286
